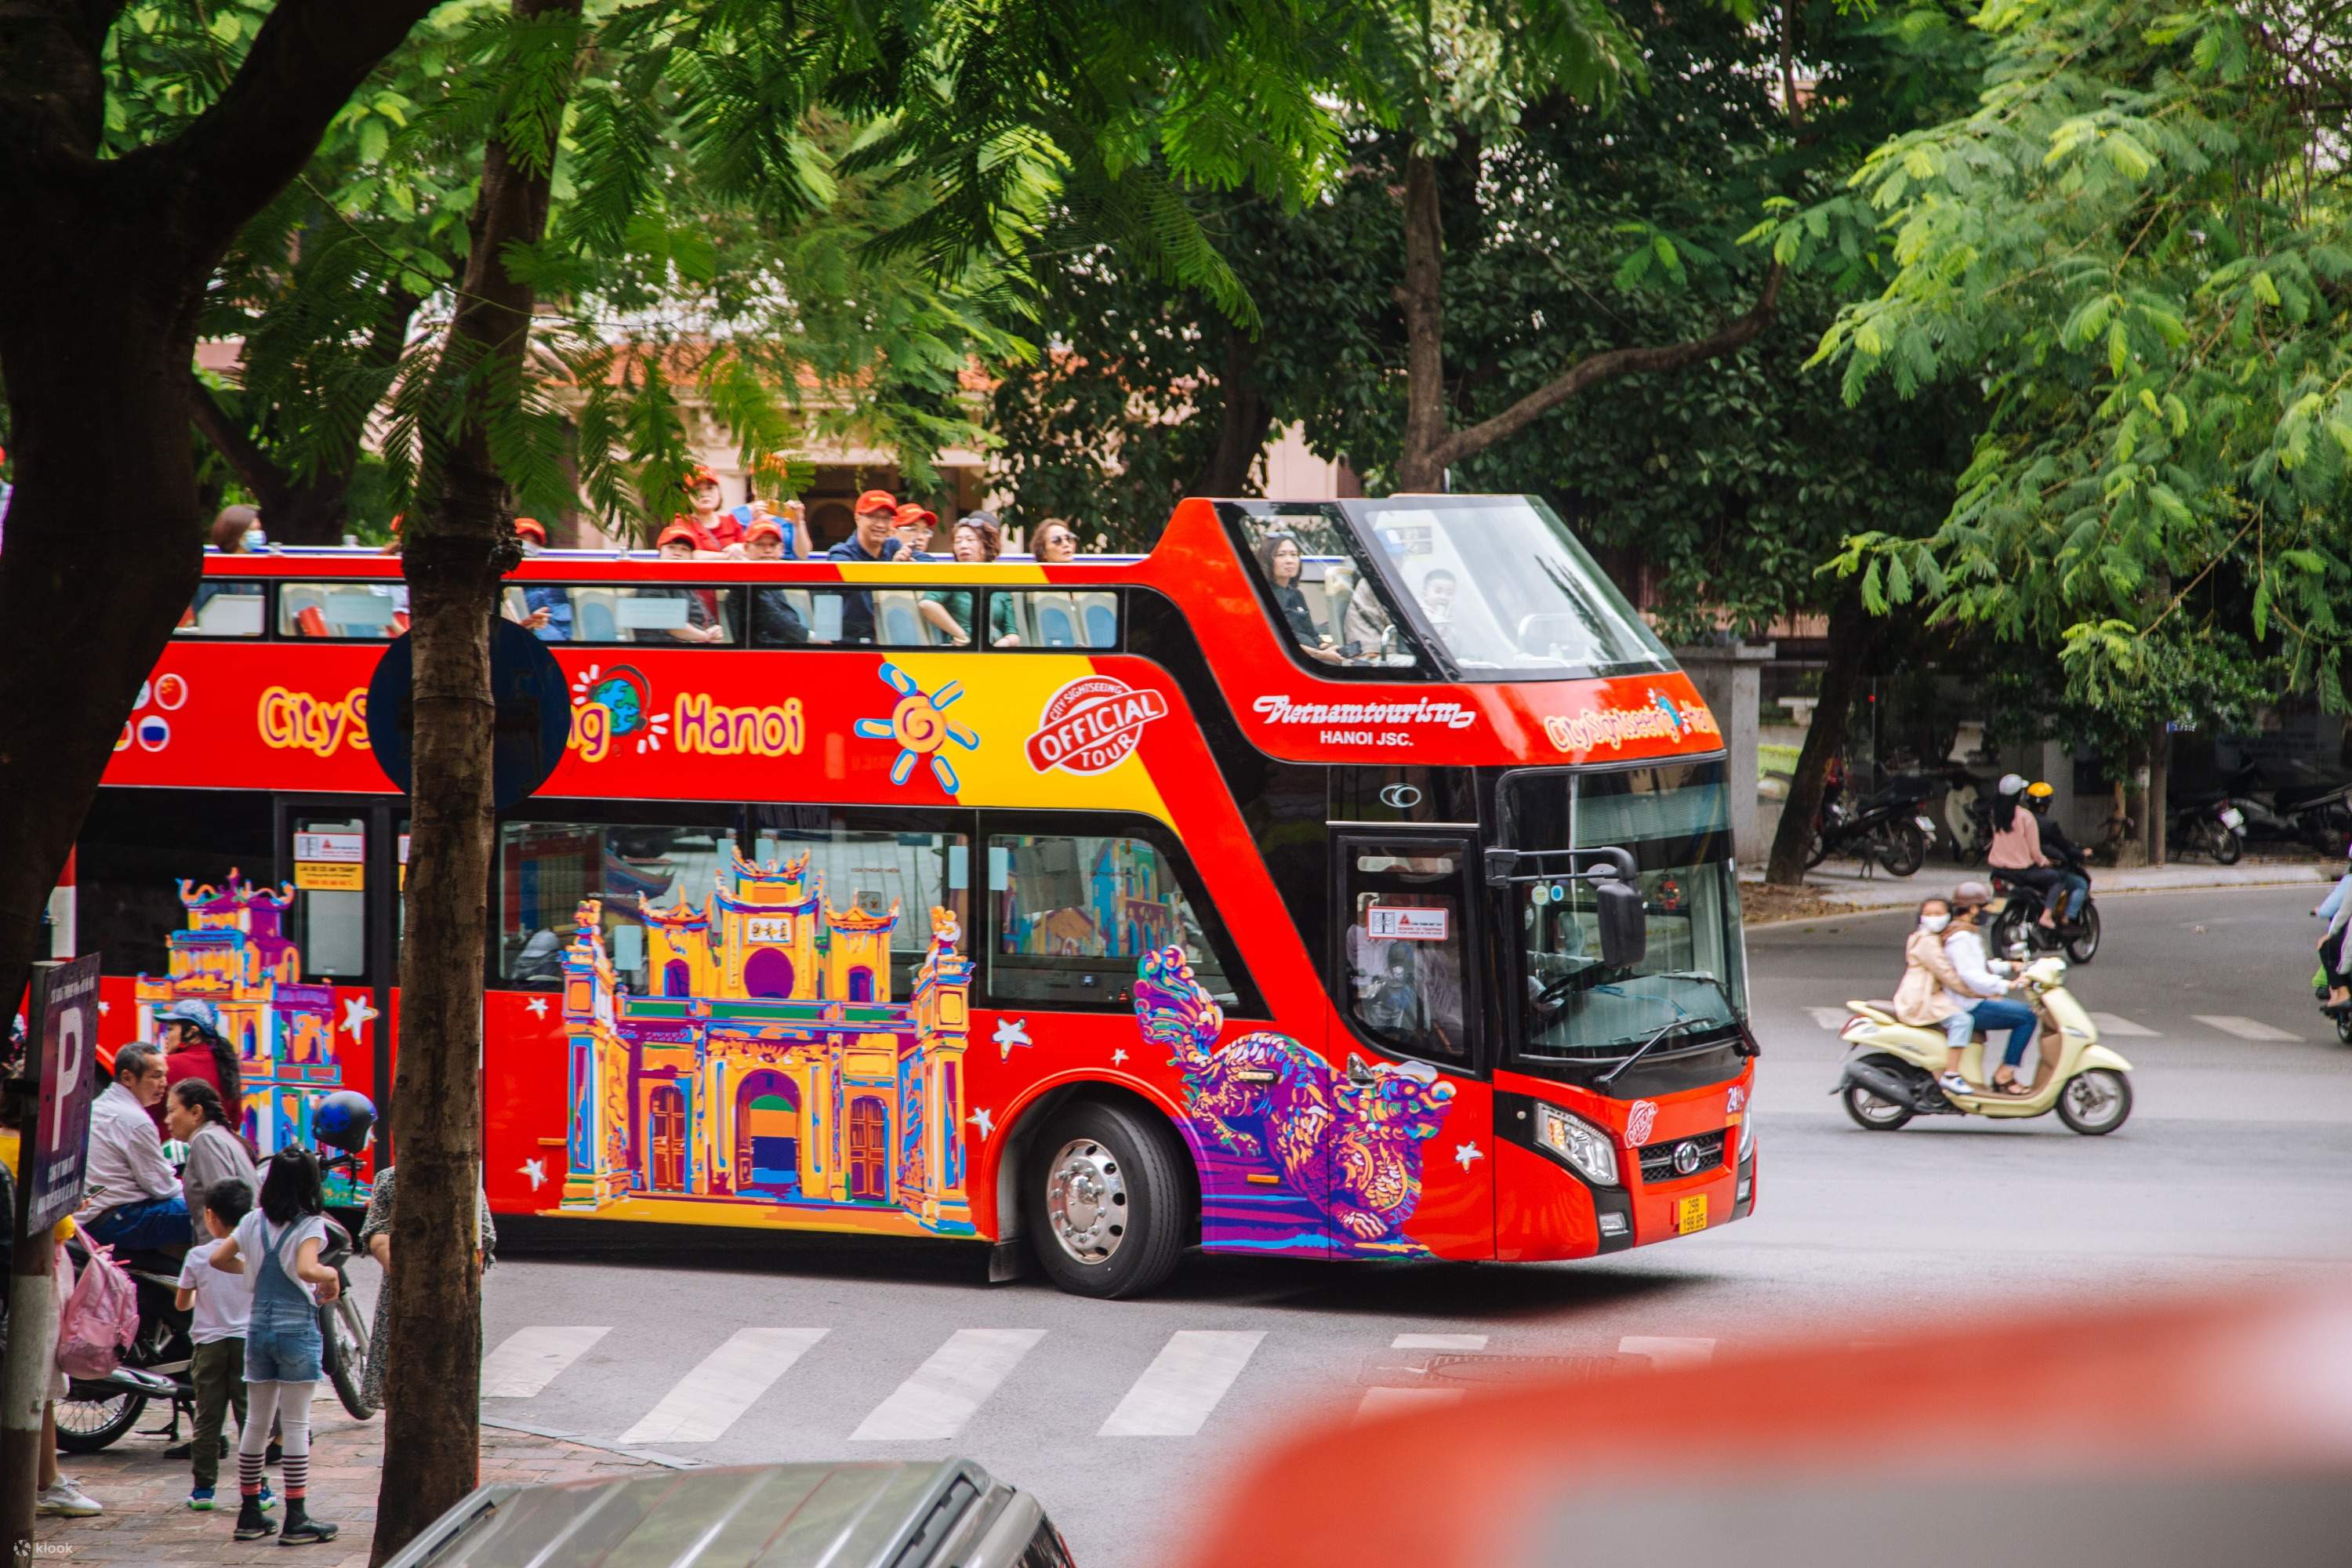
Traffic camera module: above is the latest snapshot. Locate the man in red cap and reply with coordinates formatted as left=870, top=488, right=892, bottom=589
left=670, top=466, right=745, bottom=554
left=742, top=518, right=811, bottom=644
left=509, top=518, right=567, bottom=638
left=892, top=503, right=938, bottom=560
left=824, top=489, right=913, bottom=642
left=648, top=524, right=729, bottom=642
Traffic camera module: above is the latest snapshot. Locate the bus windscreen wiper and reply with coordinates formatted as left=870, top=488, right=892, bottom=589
left=1596, top=1014, right=1704, bottom=1087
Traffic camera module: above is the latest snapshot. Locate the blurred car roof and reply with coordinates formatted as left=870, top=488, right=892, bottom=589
left=378, top=1457, right=1060, bottom=1568
left=1170, top=1291, right=2352, bottom=1568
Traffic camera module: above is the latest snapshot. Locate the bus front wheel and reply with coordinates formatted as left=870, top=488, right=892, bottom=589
left=1023, top=1100, right=1187, bottom=1299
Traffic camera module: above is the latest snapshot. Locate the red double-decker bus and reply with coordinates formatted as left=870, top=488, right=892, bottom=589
left=70, top=493, right=1756, bottom=1296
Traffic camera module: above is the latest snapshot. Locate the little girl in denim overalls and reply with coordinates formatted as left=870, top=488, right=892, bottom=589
left=210, top=1148, right=342, bottom=1546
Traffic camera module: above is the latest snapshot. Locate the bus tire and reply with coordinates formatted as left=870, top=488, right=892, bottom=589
left=1023, top=1099, right=1187, bottom=1299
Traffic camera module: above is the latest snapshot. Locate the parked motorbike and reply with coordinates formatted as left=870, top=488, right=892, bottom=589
left=2165, top=793, right=2247, bottom=864
left=1834, top=953, right=2135, bottom=1134
left=2209, top=762, right=2352, bottom=851
left=1987, top=844, right=2102, bottom=964
left=1940, top=769, right=1995, bottom=864
left=1809, top=775, right=1938, bottom=876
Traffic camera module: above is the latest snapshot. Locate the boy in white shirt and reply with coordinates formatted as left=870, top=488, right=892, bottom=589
left=176, top=1180, right=266, bottom=1512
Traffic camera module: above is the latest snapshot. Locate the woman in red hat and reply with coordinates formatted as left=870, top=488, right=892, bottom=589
left=647, top=524, right=730, bottom=641
left=671, top=466, right=745, bottom=554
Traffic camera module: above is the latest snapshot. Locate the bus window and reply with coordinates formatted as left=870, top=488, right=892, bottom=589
left=564, top=585, right=738, bottom=645
left=76, top=789, right=274, bottom=976
left=989, top=831, right=1232, bottom=1006
left=996, top=590, right=1117, bottom=650
left=750, top=819, right=969, bottom=996
left=1226, top=506, right=1422, bottom=672
left=280, top=583, right=408, bottom=639
left=759, top=587, right=949, bottom=648
left=1341, top=844, right=1468, bottom=1061
left=496, top=820, right=737, bottom=990
left=178, top=583, right=266, bottom=637
left=290, top=818, right=368, bottom=978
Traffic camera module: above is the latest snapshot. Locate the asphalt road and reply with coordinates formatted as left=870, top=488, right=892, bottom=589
left=368, top=885, right=2352, bottom=1566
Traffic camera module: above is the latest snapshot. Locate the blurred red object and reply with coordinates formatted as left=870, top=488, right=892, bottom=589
left=1172, top=1292, right=2352, bottom=1568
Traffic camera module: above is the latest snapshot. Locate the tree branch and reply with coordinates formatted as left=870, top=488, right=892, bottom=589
left=1429, top=260, right=1787, bottom=473
left=154, top=0, right=441, bottom=256
left=186, top=371, right=297, bottom=508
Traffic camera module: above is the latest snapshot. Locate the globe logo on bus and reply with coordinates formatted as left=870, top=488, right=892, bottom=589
left=1024, top=676, right=1168, bottom=776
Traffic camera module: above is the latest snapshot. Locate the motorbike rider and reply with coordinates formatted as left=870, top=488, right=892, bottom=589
left=1987, top=773, right=2065, bottom=929
left=2024, top=781, right=2091, bottom=922
left=1944, top=880, right=2040, bottom=1096
left=1893, top=897, right=1987, bottom=1096
left=2318, top=839, right=2352, bottom=1013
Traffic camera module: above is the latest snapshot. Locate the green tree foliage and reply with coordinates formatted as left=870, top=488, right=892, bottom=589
left=1810, top=0, right=2352, bottom=719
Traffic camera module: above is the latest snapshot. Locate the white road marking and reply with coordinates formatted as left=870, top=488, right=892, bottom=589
left=1806, top=1006, right=1854, bottom=1032
left=1356, top=1387, right=1464, bottom=1420
left=1098, top=1330, right=1265, bottom=1437
left=481, top=1326, right=610, bottom=1398
left=1617, top=1335, right=1716, bottom=1370
left=1391, top=1333, right=1489, bottom=1351
left=616, top=1327, right=827, bottom=1446
left=2086, top=1012, right=2158, bottom=1038
left=2193, top=1014, right=2303, bottom=1042
left=851, top=1329, right=1046, bottom=1441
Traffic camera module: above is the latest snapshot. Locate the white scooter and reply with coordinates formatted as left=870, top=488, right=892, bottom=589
left=1833, top=954, right=2135, bottom=1134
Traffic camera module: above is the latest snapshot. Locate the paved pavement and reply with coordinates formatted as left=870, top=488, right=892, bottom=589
left=36, top=886, right=2352, bottom=1566
left=1779, top=852, right=2335, bottom=911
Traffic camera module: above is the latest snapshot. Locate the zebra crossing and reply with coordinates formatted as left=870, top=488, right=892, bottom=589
left=476, top=1321, right=1723, bottom=1450
left=1806, top=1005, right=2303, bottom=1043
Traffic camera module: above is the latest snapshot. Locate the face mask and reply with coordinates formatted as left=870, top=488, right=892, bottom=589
left=243, top=525, right=267, bottom=549
left=1921, top=913, right=1951, bottom=933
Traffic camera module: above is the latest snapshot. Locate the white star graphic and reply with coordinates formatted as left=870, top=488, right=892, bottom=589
left=967, top=1107, right=995, bottom=1139
left=1110, top=1047, right=1129, bottom=1066
left=519, top=1158, right=547, bottom=1191
left=340, top=996, right=379, bottom=1038
left=1453, top=1142, right=1485, bottom=1171
left=525, top=997, right=550, bottom=1018
left=96, top=1000, right=111, bottom=1016
left=991, top=1018, right=1032, bottom=1061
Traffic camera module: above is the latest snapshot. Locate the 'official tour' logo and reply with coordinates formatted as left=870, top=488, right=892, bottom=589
left=1025, top=677, right=1168, bottom=775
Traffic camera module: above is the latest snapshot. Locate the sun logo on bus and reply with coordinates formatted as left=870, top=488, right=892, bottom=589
left=855, top=663, right=979, bottom=793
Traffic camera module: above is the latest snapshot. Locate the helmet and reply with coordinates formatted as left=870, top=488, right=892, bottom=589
left=2025, top=780, right=2055, bottom=799
left=1952, top=880, right=1994, bottom=907
left=311, top=1091, right=377, bottom=1155
left=158, top=999, right=221, bottom=1036
left=1997, top=773, right=2028, bottom=797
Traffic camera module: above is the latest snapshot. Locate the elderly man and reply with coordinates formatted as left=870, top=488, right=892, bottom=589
left=79, top=1043, right=191, bottom=1253
left=824, top=490, right=913, bottom=643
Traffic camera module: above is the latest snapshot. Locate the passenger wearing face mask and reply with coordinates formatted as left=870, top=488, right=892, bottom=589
left=1893, top=897, right=1985, bottom=1095
left=1943, top=880, right=2040, bottom=1096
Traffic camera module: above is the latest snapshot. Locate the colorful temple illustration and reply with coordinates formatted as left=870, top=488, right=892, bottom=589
left=133, top=874, right=371, bottom=1203
left=557, top=852, right=975, bottom=1236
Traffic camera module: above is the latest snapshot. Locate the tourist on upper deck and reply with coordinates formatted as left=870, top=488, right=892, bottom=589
left=670, top=467, right=746, bottom=555
left=1255, top=532, right=1344, bottom=663
left=191, top=506, right=263, bottom=621
left=506, top=517, right=565, bottom=638
left=650, top=525, right=730, bottom=642
left=1417, top=568, right=1458, bottom=628
left=825, top=491, right=913, bottom=643
left=894, top=503, right=938, bottom=560
left=744, top=519, right=810, bottom=644
left=1032, top=519, right=1080, bottom=564
left=917, top=513, right=1021, bottom=648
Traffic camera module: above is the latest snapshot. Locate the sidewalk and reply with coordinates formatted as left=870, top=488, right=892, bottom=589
left=1742, top=856, right=2335, bottom=924
left=31, top=1406, right=683, bottom=1566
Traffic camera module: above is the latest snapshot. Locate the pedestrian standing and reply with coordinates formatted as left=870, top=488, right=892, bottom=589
left=176, top=1181, right=267, bottom=1512
left=31, top=1215, right=103, bottom=1519
left=355, top=1165, right=496, bottom=1416
left=210, top=1149, right=342, bottom=1546
left=165, top=1080, right=259, bottom=1246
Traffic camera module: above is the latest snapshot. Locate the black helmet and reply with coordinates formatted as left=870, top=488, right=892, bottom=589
left=311, top=1091, right=376, bottom=1155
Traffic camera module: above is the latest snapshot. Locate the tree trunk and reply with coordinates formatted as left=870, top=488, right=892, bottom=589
left=2145, top=720, right=2168, bottom=866
left=369, top=2, right=578, bottom=1558
left=1186, top=325, right=1273, bottom=496
left=1767, top=591, right=1878, bottom=886
left=1392, top=149, right=1451, bottom=493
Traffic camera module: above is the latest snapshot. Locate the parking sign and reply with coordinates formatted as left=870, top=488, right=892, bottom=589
left=20, top=953, right=100, bottom=1240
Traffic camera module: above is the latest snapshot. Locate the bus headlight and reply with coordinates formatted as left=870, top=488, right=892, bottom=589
left=1535, top=1103, right=1618, bottom=1187
left=1737, top=1110, right=1755, bottom=1163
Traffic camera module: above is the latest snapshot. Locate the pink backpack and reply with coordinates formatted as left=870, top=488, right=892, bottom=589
left=55, top=1241, right=139, bottom=1378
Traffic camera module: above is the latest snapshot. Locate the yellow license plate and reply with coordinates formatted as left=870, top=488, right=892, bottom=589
left=1674, top=1194, right=1709, bottom=1235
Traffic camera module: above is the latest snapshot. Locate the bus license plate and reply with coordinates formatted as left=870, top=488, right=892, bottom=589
left=1674, top=1195, right=1708, bottom=1234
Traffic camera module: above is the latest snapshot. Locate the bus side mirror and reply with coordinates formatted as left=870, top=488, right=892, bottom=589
left=1595, top=878, right=1647, bottom=969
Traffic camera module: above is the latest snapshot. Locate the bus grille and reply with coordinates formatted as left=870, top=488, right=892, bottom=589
left=1637, top=1129, right=1726, bottom=1185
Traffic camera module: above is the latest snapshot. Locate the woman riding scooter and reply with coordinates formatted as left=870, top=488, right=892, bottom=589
left=1987, top=775, right=2065, bottom=930
left=2315, top=840, right=2352, bottom=1014
left=1945, top=880, right=2041, bottom=1096
left=1893, top=898, right=1985, bottom=1097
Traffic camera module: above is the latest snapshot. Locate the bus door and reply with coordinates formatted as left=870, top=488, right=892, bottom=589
left=1331, top=833, right=1492, bottom=1259
left=277, top=797, right=401, bottom=1171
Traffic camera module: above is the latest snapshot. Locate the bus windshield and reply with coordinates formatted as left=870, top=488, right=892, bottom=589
left=1351, top=496, right=1671, bottom=679
left=1503, top=762, right=1748, bottom=1058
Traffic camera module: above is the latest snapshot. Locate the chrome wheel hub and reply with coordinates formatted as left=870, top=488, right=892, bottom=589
left=1045, top=1138, right=1127, bottom=1265
left=2065, top=1074, right=2117, bottom=1123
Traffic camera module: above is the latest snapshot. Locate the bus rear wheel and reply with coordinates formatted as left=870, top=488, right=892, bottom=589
left=1024, top=1100, right=1188, bottom=1299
